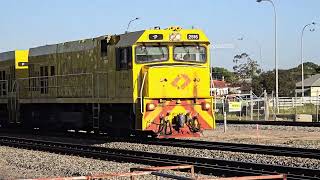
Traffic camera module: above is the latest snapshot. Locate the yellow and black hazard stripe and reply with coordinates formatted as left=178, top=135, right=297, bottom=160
left=142, top=98, right=215, bottom=137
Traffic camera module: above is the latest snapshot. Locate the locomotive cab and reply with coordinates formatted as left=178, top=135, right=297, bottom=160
left=131, top=27, right=215, bottom=138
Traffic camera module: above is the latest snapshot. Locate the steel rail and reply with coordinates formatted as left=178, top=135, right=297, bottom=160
left=216, top=120, right=320, bottom=127
left=126, top=138, right=320, bottom=160
left=0, top=136, right=319, bottom=180
left=2, top=128, right=320, bottom=160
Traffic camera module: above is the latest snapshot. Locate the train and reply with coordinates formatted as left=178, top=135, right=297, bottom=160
left=0, top=26, right=215, bottom=138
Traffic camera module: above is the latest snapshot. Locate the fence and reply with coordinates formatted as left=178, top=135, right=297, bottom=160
left=215, top=91, right=320, bottom=122
left=215, top=91, right=268, bottom=121
left=275, top=96, right=320, bottom=122
left=278, top=96, right=320, bottom=107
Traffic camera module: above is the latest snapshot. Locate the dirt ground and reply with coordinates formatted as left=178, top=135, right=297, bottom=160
left=201, top=124, right=320, bottom=148
left=0, top=145, right=214, bottom=180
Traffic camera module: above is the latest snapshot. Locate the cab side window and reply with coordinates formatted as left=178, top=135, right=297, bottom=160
left=116, top=47, right=132, bottom=70
left=101, top=40, right=109, bottom=58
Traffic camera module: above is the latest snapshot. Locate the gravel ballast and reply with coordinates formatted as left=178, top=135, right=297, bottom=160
left=97, top=139, right=320, bottom=170
left=0, top=145, right=214, bottom=179
left=0, top=146, right=143, bottom=179
left=2, top=124, right=320, bottom=179
left=202, top=124, right=320, bottom=149
left=96, top=124, right=320, bottom=170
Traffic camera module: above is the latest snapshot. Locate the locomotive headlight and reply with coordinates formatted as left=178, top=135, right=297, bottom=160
left=146, top=103, right=156, bottom=111
left=175, top=33, right=181, bottom=40
left=201, top=102, right=211, bottom=111
left=169, top=33, right=181, bottom=41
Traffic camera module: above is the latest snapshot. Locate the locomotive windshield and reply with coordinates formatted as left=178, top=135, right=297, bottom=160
left=135, top=46, right=168, bottom=63
left=174, top=45, right=206, bottom=63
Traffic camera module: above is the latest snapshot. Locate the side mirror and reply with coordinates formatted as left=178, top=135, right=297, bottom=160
left=128, top=61, right=132, bottom=69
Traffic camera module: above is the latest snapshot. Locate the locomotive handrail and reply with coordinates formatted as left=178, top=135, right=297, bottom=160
left=16, top=73, right=94, bottom=99
left=140, top=72, right=148, bottom=114
left=17, top=72, right=93, bottom=80
left=210, top=73, right=216, bottom=120
left=0, top=80, right=8, bottom=98
left=210, top=73, right=214, bottom=96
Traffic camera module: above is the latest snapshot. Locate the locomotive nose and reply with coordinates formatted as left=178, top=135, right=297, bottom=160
left=141, top=65, right=214, bottom=138
left=143, top=66, right=209, bottom=98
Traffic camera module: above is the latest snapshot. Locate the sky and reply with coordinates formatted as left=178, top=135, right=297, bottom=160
left=0, top=0, right=320, bottom=71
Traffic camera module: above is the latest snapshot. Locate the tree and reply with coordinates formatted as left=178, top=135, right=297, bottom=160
left=295, top=62, right=320, bottom=75
left=252, top=61, right=320, bottom=97
left=211, top=67, right=236, bottom=83
left=252, top=71, right=274, bottom=95
left=233, top=53, right=261, bottom=80
left=252, top=70, right=296, bottom=96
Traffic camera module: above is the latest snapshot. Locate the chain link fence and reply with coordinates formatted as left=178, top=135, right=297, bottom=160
left=215, top=90, right=268, bottom=121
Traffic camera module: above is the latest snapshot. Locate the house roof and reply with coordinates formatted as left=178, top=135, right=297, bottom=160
left=295, top=87, right=311, bottom=93
left=296, top=74, right=320, bottom=87
left=212, top=80, right=227, bottom=88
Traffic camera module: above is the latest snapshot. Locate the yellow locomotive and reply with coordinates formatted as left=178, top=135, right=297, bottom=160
left=0, top=26, right=215, bottom=138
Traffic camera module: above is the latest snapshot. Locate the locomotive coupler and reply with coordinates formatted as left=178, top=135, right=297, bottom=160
left=172, top=113, right=187, bottom=131
left=157, top=113, right=172, bottom=135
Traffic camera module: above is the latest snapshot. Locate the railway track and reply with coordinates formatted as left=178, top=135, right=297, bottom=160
left=130, top=138, right=320, bottom=160
left=1, top=128, right=320, bottom=160
left=0, top=136, right=320, bottom=180
left=216, top=120, right=320, bottom=127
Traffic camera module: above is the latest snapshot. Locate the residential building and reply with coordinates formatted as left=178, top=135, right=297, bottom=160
left=211, top=80, right=228, bottom=96
left=296, top=74, right=320, bottom=96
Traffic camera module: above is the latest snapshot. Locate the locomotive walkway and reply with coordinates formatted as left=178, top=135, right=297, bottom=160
left=0, top=136, right=319, bottom=180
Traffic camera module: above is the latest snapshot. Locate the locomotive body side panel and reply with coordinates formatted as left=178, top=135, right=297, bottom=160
left=16, top=36, right=135, bottom=103
left=0, top=52, right=14, bottom=125
left=13, top=35, right=136, bottom=130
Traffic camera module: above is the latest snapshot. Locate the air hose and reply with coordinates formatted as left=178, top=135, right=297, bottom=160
left=187, top=117, right=201, bottom=133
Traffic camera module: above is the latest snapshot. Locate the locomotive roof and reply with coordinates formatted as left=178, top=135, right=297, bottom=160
left=0, top=31, right=147, bottom=59
left=116, top=31, right=145, bottom=47
left=116, top=27, right=210, bottom=46
left=28, top=39, right=97, bottom=57
left=27, top=31, right=146, bottom=56
left=0, top=27, right=209, bottom=60
left=0, top=51, right=15, bottom=61
left=136, top=28, right=210, bottom=43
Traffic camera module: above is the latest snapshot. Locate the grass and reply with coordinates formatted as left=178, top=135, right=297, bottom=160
left=215, top=112, right=265, bottom=121
left=215, top=103, right=320, bottom=121
left=277, top=103, right=319, bottom=114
